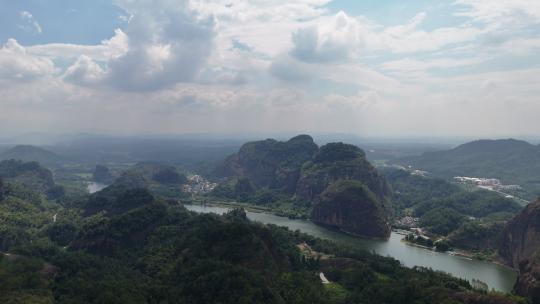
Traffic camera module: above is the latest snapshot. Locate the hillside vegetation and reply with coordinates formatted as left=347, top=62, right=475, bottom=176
left=383, top=168, right=522, bottom=239
left=212, top=135, right=392, bottom=238
left=0, top=182, right=525, bottom=303
left=397, top=139, right=540, bottom=199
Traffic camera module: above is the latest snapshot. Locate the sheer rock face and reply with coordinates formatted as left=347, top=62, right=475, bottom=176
left=513, top=255, right=540, bottom=301
left=310, top=180, right=391, bottom=239
left=499, top=199, right=540, bottom=268
left=0, top=178, right=4, bottom=200
left=215, top=136, right=392, bottom=239
left=216, top=135, right=319, bottom=193
left=499, top=199, right=540, bottom=300
left=295, top=142, right=391, bottom=203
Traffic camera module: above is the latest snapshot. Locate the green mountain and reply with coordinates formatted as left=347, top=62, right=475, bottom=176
left=99, top=162, right=188, bottom=200
left=1, top=145, right=62, bottom=165
left=397, top=139, right=540, bottom=198
left=0, top=186, right=523, bottom=303
left=0, top=177, right=58, bottom=252
left=311, top=180, right=391, bottom=238
left=383, top=167, right=522, bottom=237
left=92, top=165, right=113, bottom=184
left=296, top=142, right=390, bottom=203
left=215, top=134, right=318, bottom=193
left=0, top=159, right=56, bottom=195
left=212, top=136, right=392, bottom=239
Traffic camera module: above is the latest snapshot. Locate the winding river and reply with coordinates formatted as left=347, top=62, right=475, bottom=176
left=87, top=182, right=108, bottom=194
left=185, top=204, right=518, bottom=292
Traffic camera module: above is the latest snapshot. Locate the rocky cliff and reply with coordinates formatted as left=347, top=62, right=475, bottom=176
left=214, top=135, right=392, bottom=239
left=0, top=159, right=55, bottom=194
left=513, top=253, right=540, bottom=301
left=0, top=178, right=4, bottom=200
left=93, top=165, right=113, bottom=184
left=295, top=142, right=390, bottom=203
left=499, top=198, right=540, bottom=301
left=215, top=135, right=318, bottom=193
left=499, top=199, right=540, bottom=268
left=311, top=180, right=391, bottom=238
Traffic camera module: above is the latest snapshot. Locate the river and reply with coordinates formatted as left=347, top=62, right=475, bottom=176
left=185, top=204, right=518, bottom=292
left=87, top=182, right=108, bottom=194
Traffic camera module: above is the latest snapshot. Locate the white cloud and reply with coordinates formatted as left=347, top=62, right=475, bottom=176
left=19, top=11, right=42, bottom=34
left=103, top=0, right=216, bottom=91
left=324, top=90, right=380, bottom=110
left=381, top=57, right=485, bottom=73
left=291, top=11, right=365, bottom=62
left=0, top=39, right=55, bottom=84
left=27, top=29, right=128, bottom=61
left=63, top=55, right=106, bottom=86
left=1, top=0, right=540, bottom=137
left=454, top=0, right=540, bottom=24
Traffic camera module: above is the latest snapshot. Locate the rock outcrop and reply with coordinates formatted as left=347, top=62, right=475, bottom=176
left=499, top=198, right=540, bottom=301
left=499, top=199, right=540, bottom=268
left=295, top=142, right=390, bottom=202
left=311, top=180, right=391, bottom=238
left=0, top=159, right=55, bottom=194
left=0, top=177, right=4, bottom=200
left=214, top=135, right=318, bottom=193
left=513, top=254, right=540, bottom=301
left=214, top=135, right=392, bottom=239
left=92, top=165, right=113, bottom=184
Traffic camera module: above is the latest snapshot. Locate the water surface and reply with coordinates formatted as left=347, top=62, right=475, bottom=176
left=185, top=204, right=518, bottom=292
left=87, top=182, right=108, bottom=194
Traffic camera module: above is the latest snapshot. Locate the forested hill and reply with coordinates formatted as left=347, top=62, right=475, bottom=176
left=396, top=139, right=540, bottom=198
left=0, top=145, right=62, bottom=165
left=0, top=184, right=525, bottom=303
left=0, top=159, right=62, bottom=198
left=212, top=135, right=392, bottom=238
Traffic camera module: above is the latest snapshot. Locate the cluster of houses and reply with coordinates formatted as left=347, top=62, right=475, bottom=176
left=182, top=175, right=217, bottom=194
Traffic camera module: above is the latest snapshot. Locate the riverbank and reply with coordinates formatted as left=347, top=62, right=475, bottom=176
left=185, top=197, right=308, bottom=219
left=401, top=237, right=516, bottom=272
left=187, top=200, right=518, bottom=272
left=185, top=203, right=518, bottom=292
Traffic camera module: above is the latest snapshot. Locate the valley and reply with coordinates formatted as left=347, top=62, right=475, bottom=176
left=0, top=134, right=538, bottom=303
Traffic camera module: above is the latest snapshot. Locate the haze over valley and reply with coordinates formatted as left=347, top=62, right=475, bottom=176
left=1, top=1, right=540, bottom=303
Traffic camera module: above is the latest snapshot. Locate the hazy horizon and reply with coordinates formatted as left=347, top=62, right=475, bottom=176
left=1, top=1, right=539, bottom=137
left=1, top=131, right=539, bottom=147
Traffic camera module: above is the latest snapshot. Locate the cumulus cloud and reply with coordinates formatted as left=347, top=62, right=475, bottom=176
left=63, top=55, right=106, bottom=86
left=0, top=39, right=55, bottom=84
left=269, top=55, right=313, bottom=82
left=1, top=0, right=540, bottom=137
left=291, top=11, right=364, bottom=62
left=103, top=0, right=216, bottom=91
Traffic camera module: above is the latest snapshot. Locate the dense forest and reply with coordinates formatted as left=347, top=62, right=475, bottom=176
left=383, top=168, right=522, bottom=239
left=396, top=139, right=540, bottom=199
left=0, top=175, right=526, bottom=303
left=0, top=139, right=536, bottom=303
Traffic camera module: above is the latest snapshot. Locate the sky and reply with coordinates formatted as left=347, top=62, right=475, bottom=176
left=0, top=0, right=539, bottom=138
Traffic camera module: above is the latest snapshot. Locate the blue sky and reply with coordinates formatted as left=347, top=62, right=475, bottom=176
left=0, top=0, right=539, bottom=137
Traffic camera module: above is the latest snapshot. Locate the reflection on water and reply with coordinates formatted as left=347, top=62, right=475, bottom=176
left=87, top=182, right=107, bottom=194
left=185, top=204, right=518, bottom=292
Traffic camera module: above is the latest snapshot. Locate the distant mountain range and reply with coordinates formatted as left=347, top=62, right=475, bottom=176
left=0, top=145, right=63, bottom=165
left=396, top=139, right=540, bottom=198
